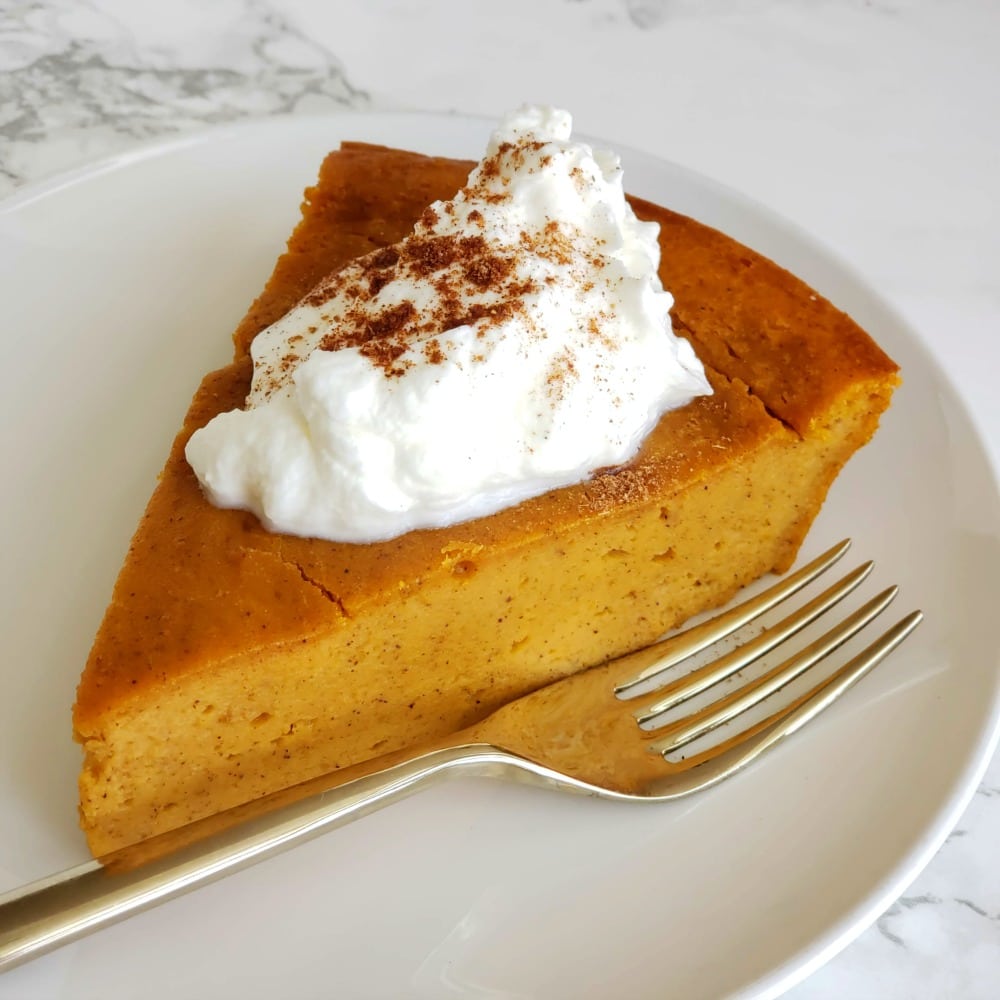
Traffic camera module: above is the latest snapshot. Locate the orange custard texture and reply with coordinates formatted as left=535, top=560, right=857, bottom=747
left=73, top=143, right=899, bottom=855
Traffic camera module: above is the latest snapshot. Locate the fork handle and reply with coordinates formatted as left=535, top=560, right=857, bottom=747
left=0, top=742, right=507, bottom=973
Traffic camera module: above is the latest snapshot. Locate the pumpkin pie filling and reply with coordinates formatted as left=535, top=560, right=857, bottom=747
left=73, top=141, right=898, bottom=855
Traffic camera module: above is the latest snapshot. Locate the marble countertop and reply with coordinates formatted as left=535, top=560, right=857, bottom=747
left=2, top=1, right=997, bottom=996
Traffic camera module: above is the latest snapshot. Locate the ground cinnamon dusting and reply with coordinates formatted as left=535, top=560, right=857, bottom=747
left=250, top=136, right=616, bottom=394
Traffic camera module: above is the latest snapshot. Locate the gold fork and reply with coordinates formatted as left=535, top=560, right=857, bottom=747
left=0, top=539, right=921, bottom=972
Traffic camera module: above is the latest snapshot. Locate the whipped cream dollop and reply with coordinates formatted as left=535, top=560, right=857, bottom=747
left=185, top=106, right=712, bottom=543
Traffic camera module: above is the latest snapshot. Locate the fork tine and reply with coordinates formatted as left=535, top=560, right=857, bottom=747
left=729, top=610, right=924, bottom=746
left=614, top=539, right=851, bottom=698
left=644, top=611, right=924, bottom=792
left=648, top=586, right=899, bottom=753
left=631, top=560, right=875, bottom=725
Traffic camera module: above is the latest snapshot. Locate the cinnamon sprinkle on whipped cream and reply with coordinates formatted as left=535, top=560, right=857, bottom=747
left=185, top=106, right=712, bottom=543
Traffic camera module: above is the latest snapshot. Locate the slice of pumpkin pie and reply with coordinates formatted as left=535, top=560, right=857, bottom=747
left=74, top=112, right=898, bottom=855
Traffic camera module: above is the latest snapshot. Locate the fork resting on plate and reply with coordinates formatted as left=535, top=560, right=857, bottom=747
left=0, top=538, right=921, bottom=972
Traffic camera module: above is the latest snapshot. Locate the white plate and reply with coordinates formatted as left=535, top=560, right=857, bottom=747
left=1, top=113, right=998, bottom=1000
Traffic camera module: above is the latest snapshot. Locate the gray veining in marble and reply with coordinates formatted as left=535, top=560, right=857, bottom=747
left=0, top=0, right=368, bottom=195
